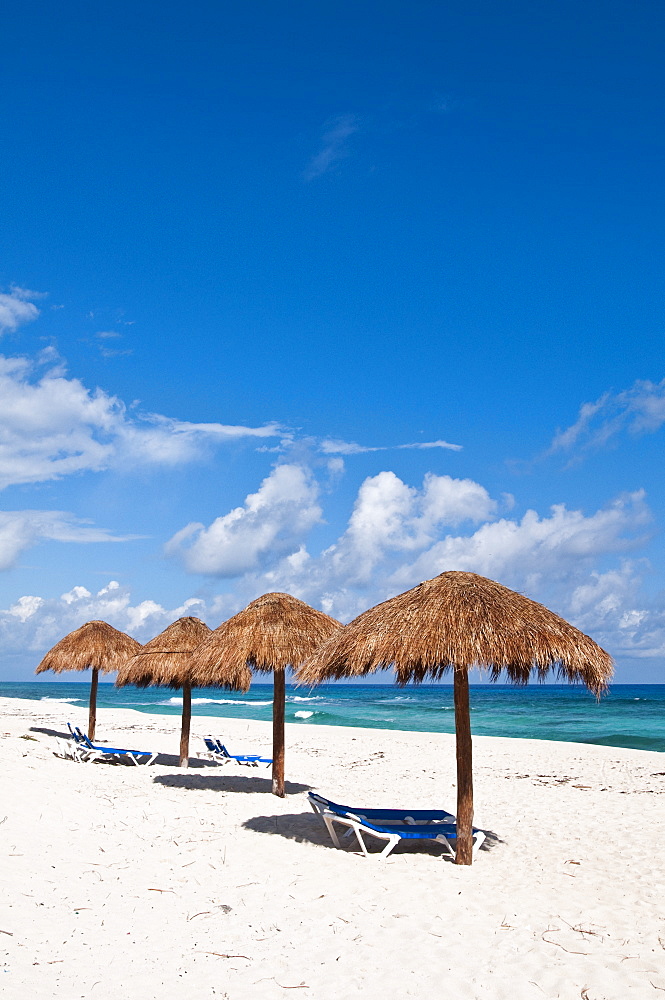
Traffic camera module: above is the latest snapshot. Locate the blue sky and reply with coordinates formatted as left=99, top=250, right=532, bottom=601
left=1, top=1, right=664, bottom=682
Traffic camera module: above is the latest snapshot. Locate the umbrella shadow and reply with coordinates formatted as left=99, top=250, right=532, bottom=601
left=243, top=812, right=504, bottom=857
left=243, top=811, right=332, bottom=848
left=153, top=773, right=312, bottom=794
left=30, top=725, right=69, bottom=739
left=476, top=829, right=503, bottom=851
left=147, top=754, right=220, bottom=769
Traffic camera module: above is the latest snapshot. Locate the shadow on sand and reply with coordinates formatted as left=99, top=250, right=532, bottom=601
left=141, top=754, right=225, bottom=768
left=153, top=773, right=312, bottom=794
left=31, top=725, right=70, bottom=739
left=242, top=812, right=504, bottom=858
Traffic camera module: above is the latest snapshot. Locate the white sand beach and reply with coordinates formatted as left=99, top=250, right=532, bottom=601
left=1, top=696, right=664, bottom=1000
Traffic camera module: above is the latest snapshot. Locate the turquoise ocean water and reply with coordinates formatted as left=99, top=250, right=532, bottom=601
left=1, top=681, right=663, bottom=752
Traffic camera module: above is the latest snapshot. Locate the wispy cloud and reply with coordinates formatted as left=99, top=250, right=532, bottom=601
left=0, top=510, right=136, bottom=571
left=0, top=353, right=283, bottom=489
left=397, top=440, right=462, bottom=452
left=99, top=347, right=134, bottom=359
left=94, top=329, right=133, bottom=358
left=549, top=378, right=665, bottom=460
left=320, top=437, right=462, bottom=455
left=8, top=286, right=47, bottom=300
left=303, top=114, right=359, bottom=180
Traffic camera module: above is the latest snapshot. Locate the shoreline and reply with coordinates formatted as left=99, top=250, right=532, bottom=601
left=2, top=696, right=664, bottom=998
left=2, top=682, right=664, bottom=754
left=0, top=692, right=662, bottom=759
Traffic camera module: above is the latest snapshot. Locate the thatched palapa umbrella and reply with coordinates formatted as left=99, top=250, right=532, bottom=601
left=298, top=571, right=613, bottom=864
left=36, top=620, right=142, bottom=741
left=190, top=593, right=342, bottom=797
left=115, top=616, right=220, bottom=768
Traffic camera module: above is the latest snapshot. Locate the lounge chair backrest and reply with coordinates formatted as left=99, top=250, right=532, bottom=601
left=309, top=792, right=330, bottom=811
left=309, top=793, right=351, bottom=816
left=203, top=738, right=271, bottom=767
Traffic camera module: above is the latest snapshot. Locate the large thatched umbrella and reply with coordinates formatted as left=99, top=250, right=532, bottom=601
left=190, top=593, right=342, bottom=797
left=298, top=571, right=613, bottom=864
left=35, top=620, right=141, bottom=741
left=115, top=617, right=217, bottom=768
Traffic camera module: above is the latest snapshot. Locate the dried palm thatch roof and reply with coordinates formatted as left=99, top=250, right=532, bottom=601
left=190, top=592, right=342, bottom=687
left=116, top=617, right=212, bottom=689
left=298, top=571, right=613, bottom=695
left=36, top=620, right=141, bottom=675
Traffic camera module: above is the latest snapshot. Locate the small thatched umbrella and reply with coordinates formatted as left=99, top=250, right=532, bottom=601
left=298, top=571, right=613, bottom=864
left=35, top=620, right=141, bottom=741
left=190, top=593, right=342, bottom=797
left=115, top=617, right=217, bottom=768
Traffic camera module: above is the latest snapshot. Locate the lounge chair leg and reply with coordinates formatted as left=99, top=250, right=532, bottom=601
left=472, top=831, right=486, bottom=857
left=323, top=816, right=343, bottom=849
left=355, top=827, right=397, bottom=860
left=434, top=834, right=455, bottom=858
left=377, top=836, right=399, bottom=860
left=352, top=826, right=371, bottom=857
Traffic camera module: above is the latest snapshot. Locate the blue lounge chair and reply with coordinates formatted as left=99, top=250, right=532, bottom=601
left=308, top=791, right=485, bottom=860
left=66, top=721, right=92, bottom=761
left=72, top=726, right=157, bottom=766
left=309, top=792, right=456, bottom=825
left=203, top=737, right=272, bottom=767
left=67, top=721, right=85, bottom=744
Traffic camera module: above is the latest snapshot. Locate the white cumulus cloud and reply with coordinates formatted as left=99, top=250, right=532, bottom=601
left=3, top=481, right=664, bottom=675
left=165, top=463, right=322, bottom=576
left=316, top=471, right=495, bottom=588
left=0, top=287, right=43, bottom=333
left=0, top=580, right=211, bottom=661
left=390, top=490, right=650, bottom=594
left=225, top=477, right=655, bottom=638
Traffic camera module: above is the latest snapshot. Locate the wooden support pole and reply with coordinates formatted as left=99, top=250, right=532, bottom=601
left=179, top=681, right=191, bottom=769
left=272, top=668, right=285, bottom=797
left=453, top=668, right=474, bottom=865
left=88, top=667, right=99, bottom=742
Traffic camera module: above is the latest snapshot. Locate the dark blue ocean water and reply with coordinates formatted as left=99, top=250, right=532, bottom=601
left=2, top=680, right=664, bottom=752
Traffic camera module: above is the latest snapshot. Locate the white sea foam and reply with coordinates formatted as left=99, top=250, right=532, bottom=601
left=291, top=696, right=321, bottom=702
left=39, top=696, right=82, bottom=704
left=161, top=696, right=272, bottom=707
left=294, top=710, right=314, bottom=719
